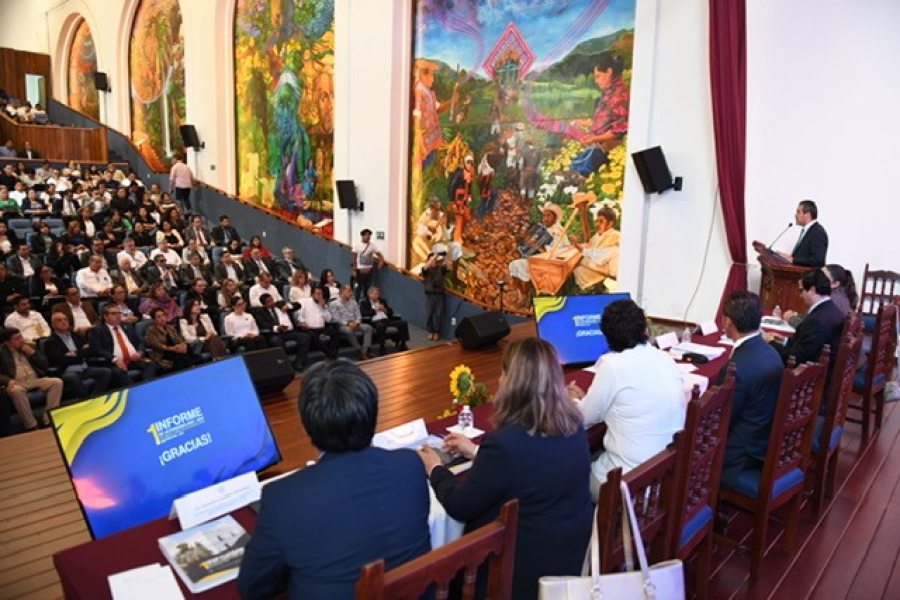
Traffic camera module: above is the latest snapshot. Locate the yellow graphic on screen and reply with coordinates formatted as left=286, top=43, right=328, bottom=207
left=53, top=391, right=129, bottom=464
left=533, top=296, right=568, bottom=322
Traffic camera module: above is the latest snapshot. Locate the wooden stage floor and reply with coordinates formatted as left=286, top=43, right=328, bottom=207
left=0, top=322, right=897, bottom=599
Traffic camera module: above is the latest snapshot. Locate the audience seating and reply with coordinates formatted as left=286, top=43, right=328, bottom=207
left=597, top=435, right=682, bottom=574
left=719, top=350, right=828, bottom=582
left=847, top=303, right=898, bottom=445
left=7, top=218, right=33, bottom=240
left=857, top=264, right=900, bottom=333
left=808, top=313, right=863, bottom=517
left=669, top=369, right=735, bottom=599
left=355, top=499, right=518, bottom=600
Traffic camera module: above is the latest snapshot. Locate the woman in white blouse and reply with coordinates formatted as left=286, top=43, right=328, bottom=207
left=180, top=298, right=227, bottom=359
left=289, top=269, right=312, bottom=304
left=222, top=297, right=267, bottom=351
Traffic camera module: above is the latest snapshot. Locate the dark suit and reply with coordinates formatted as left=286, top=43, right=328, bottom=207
left=211, top=224, right=241, bottom=247
left=43, top=332, right=113, bottom=398
left=791, top=221, right=828, bottom=267
left=214, top=261, right=246, bottom=284
left=27, top=275, right=65, bottom=298
left=251, top=306, right=310, bottom=368
left=51, top=197, right=81, bottom=217
left=178, top=263, right=214, bottom=288
left=0, top=275, right=25, bottom=305
left=80, top=250, right=116, bottom=269
left=720, top=335, right=785, bottom=488
left=110, top=269, right=146, bottom=294
left=774, top=298, right=844, bottom=367
left=182, top=226, right=212, bottom=247
left=29, top=233, right=56, bottom=255
left=430, top=424, right=593, bottom=600
left=238, top=447, right=431, bottom=600
left=87, top=323, right=156, bottom=385
left=360, top=297, right=410, bottom=350
left=5, top=254, right=42, bottom=278
left=18, top=148, right=40, bottom=159
left=242, top=257, right=277, bottom=281
left=52, top=301, right=99, bottom=331
left=274, top=257, right=306, bottom=282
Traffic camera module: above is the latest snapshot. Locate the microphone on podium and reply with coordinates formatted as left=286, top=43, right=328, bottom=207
left=767, top=222, right=793, bottom=250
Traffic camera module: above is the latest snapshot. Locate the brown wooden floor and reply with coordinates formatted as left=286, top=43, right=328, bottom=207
left=0, top=321, right=898, bottom=599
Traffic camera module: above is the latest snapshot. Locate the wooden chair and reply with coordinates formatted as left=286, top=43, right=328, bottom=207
left=597, top=435, right=682, bottom=573
left=847, top=303, right=897, bottom=445
left=719, top=351, right=828, bottom=582
left=808, top=313, right=863, bottom=517
left=857, top=263, right=900, bottom=332
left=668, top=371, right=735, bottom=599
left=355, top=499, right=518, bottom=600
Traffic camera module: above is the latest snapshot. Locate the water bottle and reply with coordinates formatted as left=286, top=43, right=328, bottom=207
left=773, top=305, right=783, bottom=320
left=458, top=405, right=474, bottom=432
left=681, top=326, right=693, bottom=344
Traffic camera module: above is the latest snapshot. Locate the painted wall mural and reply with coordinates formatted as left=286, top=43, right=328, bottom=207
left=67, top=19, right=99, bottom=120
left=234, top=0, right=335, bottom=234
left=129, top=0, right=186, bottom=172
left=408, top=0, right=636, bottom=312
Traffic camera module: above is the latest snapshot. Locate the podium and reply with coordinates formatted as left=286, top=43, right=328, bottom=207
left=756, top=247, right=808, bottom=314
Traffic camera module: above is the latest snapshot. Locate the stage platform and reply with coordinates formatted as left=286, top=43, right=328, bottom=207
left=1, top=321, right=898, bottom=599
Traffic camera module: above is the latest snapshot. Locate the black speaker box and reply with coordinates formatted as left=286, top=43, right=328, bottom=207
left=93, top=71, right=109, bottom=92
left=242, top=348, right=294, bottom=396
left=455, top=312, right=511, bottom=350
left=631, top=146, right=674, bottom=194
left=179, top=124, right=201, bottom=148
left=335, top=180, right=359, bottom=210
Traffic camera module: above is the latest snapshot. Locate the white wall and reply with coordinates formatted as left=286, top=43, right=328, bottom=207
left=2, top=0, right=897, bottom=320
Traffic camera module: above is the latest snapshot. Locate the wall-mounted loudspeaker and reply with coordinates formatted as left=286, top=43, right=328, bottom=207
left=93, top=72, right=110, bottom=92
left=631, top=146, right=681, bottom=194
left=336, top=180, right=360, bottom=210
left=179, top=124, right=202, bottom=149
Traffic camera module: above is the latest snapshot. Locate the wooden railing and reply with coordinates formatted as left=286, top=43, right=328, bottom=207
left=0, top=113, right=108, bottom=162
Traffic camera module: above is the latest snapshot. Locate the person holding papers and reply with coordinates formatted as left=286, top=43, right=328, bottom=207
left=567, top=299, right=685, bottom=500
left=719, top=292, right=784, bottom=489
left=239, top=360, right=431, bottom=599
left=418, top=338, right=592, bottom=600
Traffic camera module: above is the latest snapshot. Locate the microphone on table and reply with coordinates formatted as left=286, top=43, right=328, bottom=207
left=767, top=222, right=793, bottom=250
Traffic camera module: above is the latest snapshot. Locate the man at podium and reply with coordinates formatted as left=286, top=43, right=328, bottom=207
left=777, top=200, right=828, bottom=267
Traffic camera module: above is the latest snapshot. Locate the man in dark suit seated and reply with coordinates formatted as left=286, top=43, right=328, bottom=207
left=237, top=360, right=431, bottom=599
left=777, top=199, right=828, bottom=267
left=178, top=252, right=214, bottom=288
left=182, top=215, right=212, bottom=248
left=274, top=246, right=306, bottom=283
left=251, top=294, right=310, bottom=371
left=243, top=248, right=277, bottom=283
left=45, top=312, right=113, bottom=399
left=52, top=287, right=99, bottom=336
left=213, top=251, right=246, bottom=285
left=210, top=214, right=241, bottom=247
left=0, top=327, right=63, bottom=431
left=6, top=245, right=42, bottom=279
left=87, top=303, right=156, bottom=388
left=719, top=291, right=785, bottom=490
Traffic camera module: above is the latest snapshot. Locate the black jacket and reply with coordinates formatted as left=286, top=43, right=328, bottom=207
left=792, top=221, right=828, bottom=267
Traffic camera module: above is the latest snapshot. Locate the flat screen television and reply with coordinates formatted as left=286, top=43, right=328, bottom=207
left=49, top=357, right=281, bottom=538
left=533, top=293, right=631, bottom=365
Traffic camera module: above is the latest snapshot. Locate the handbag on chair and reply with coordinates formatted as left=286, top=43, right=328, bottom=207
left=538, top=481, right=684, bottom=599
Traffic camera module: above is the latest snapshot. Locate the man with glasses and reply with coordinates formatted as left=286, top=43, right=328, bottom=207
left=87, top=304, right=156, bottom=386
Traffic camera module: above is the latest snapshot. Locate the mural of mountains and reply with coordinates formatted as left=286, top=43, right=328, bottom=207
left=533, top=29, right=634, bottom=81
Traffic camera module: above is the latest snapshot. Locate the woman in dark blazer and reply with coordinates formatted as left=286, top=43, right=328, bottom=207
left=418, top=338, right=593, bottom=600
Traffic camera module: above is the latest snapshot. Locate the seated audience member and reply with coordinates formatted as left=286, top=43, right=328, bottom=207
left=29, top=222, right=56, bottom=255
left=21, top=189, right=49, bottom=217
left=360, top=286, right=409, bottom=352
left=179, top=252, right=213, bottom=288
left=87, top=303, right=155, bottom=386
left=53, top=189, right=81, bottom=218
left=117, top=238, right=149, bottom=272
left=28, top=265, right=64, bottom=298
left=112, top=258, right=146, bottom=297
left=0, top=186, right=22, bottom=219
left=226, top=238, right=243, bottom=259
left=183, top=215, right=211, bottom=247
left=217, top=278, right=243, bottom=310
left=141, top=254, right=180, bottom=292
left=418, top=338, right=593, bottom=600
left=0, top=263, right=24, bottom=305
left=61, top=221, right=89, bottom=252
left=45, top=312, right=113, bottom=399
left=107, top=285, right=140, bottom=325
left=149, top=239, right=182, bottom=267
left=568, top=299, right=685, bottom=499
left=180, top=238, right=210, bottom=266
left=784, top=263, right=858, bottom=326
left=155, top=220, right=185, bottom=250
left=46, top=241, right=79, bottom=280
left=768, top=268, right=844, bottom=368
left=330, top=284, right=374, bottom=360
left=133, top=205, right=157, bottom=229
left=75, top=255, right=114, bottom=299
left=4, top=295, right=50, bottom=343
left=52, top=287, right=98, bottom=335
left=252, top=295, right=310, bottom=370
left=18, top=141, right=39, bottom=159
left=130, top=221, right=156, bottom=247
left=144, top=307, right=196, bottom=374
left=318, top=268, right=341, bottom=302
left=0, top=139, right=15, bottom=158
left=295, top=287, right=339, bottom=358
left=179, top=299, right=227, bottom=360
left=222, top=297, right=267, bottom=351
left=351, top=228, right=384, bottom=300
left=248, top=271, right=282, bottom=307
left=80, top=238, right=114, bottom=270
left=275, top=246, right=305, bottom=281
left=184, top=278, right=220, bottom=322
left=214, top=251, right=245, bottom=285
left=243, top=247, right=276, bottom=282
left=211, top=214, right=241, bottom=247
left=719, top=291, right=785, bottom=489
left=242, top=234, right=272, bottom=260
left=139, top=281, right=183, bottom=323
left=0, top=328, right=64, bottom=430
left=288, top=269, right=313, bottom=304
left=239, top=360, right=431, bottom=599
left=7, top=245, right=41, bottom=279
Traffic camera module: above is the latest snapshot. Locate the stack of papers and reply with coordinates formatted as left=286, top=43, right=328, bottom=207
left=761, top=316, right=796, bottom=334
left=671, top=342, right=727, bottom=359
left=109, top=564, right=184, bottom=599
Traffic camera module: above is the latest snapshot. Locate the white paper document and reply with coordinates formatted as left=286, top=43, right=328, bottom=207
left=699, top=320, right=719, bottom=336
left=671, top=342, right=727, bottom=359
left=681, top=373, right=710, bottom=400
left=372, top=418, right=440, bottom=450
left=655, top=331, right=679, bottom=350
left=109, top=564, right=184, bottom=600
left=761, top=316, right=796, bottom=334
left=172, top=471, right=261, bottom=530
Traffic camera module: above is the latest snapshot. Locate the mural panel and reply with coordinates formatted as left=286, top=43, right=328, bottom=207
left=408, top=0, right=636, bottom=312
left=234, top=0, right=335, bottom=234
left=67, top=19, right=99, bottom=120
left=129, top=0, right=186, bottom=172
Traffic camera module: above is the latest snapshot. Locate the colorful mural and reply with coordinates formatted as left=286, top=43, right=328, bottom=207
left=234, top=0, right=335, bottom=234
left=408, top=0, right=635, bottom=312
left=67, top=19, right=99, bottom=120
left=129, top=0, right=186, bottom=172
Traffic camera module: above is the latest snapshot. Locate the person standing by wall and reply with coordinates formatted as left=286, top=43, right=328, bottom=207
left=423, top=250, right=452, bottom=341
left=169, top=152, right=196, bottom=214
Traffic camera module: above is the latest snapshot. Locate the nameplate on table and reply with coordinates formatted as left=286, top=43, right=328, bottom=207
left=655, top=332, right=679, bottom=350
left=699, top=320, right=719, bottom=336
left=171, top=471, right=261, bottom=530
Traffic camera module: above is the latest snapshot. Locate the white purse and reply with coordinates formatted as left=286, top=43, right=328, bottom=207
left=538, top=481, right=684, bottom=599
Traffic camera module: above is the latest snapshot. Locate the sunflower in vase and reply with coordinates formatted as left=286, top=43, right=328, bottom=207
left=438, top=364, right=491, bottom=419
